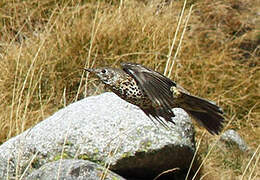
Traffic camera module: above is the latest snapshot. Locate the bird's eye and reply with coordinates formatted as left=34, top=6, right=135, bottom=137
left=101, top=69, right=107, bottom=74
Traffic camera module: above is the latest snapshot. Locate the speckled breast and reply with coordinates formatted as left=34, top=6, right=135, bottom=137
left=110, top=77, right=152, bottom=109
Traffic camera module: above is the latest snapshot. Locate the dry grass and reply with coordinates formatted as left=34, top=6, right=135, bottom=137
left=0, top=0, right=259, bottom=179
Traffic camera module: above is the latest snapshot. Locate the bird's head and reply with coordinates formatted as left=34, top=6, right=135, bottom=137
left=85, top=67, right=124, bottom=86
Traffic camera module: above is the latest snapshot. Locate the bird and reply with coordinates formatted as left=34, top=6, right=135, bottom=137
left=85, top=62, right=224, bottom=135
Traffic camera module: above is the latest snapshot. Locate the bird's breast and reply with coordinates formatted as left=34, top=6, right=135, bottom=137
left=109, top=78, right=152, bottom=109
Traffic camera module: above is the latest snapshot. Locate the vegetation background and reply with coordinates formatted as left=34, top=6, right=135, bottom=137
left=0, top=0, right=259, bottom=179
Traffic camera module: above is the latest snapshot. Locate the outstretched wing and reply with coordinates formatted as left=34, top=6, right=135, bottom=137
left=121, top=62, right=177, bottom=123
left=121, top=62, right=225, bottom=135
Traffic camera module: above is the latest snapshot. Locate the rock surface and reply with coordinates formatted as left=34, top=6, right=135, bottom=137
left=221, top=129, right=250, bottom=152
left=0, top=92, right=195, bottom=179
left=26, top=159, right=126, bottom=180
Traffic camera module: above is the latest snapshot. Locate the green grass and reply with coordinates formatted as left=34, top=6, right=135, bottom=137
left=0, top=0, right=259, bottom=179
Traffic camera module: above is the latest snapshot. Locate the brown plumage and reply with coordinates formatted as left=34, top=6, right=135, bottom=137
left=85, top=62, right=224, bottom=134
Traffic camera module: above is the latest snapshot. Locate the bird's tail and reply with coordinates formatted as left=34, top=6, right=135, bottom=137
left=179, top=93, right=224, bottom=134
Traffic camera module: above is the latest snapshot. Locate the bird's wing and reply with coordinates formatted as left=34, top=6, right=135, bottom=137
left=121, top=63, right=225, bottom=134
left=121, top=62, right=177, bottom=122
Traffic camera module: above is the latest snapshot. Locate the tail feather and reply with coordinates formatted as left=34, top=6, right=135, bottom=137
left=180, top=93, right=224, bottom=135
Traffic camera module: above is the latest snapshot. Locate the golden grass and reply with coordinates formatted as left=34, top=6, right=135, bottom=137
left=0, top=0, right=259, bottom=179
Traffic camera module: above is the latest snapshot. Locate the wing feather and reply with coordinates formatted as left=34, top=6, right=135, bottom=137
left=121, top=62, right=176, bottom=123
